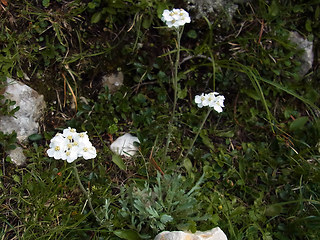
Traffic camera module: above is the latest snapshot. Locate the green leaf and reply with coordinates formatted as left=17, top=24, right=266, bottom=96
left=315, top=6, right=320, bottom=20
left=243, top=88, right=261, bottom=101
left=91, top=12, right=102, bottom=24
left=183, top=158, right=193, bottom=174
left=108, top=124, right=118, bottom=134
left=42, top=0, right=50, bottom=7
left=265, top=205, right=282, bottom=217
left=200, top=131, right=215, bottom=150
left=289, top=116, right=309, bottom=131
left=187, top=30, right=197, bottom=39
left=8, top=144, right=16, bottom=150
left=88, top=2, right=97, bottom=9
left=215, top=130, right=234, bottom=138
left=13, top=175, right=20, bottom=184
left=156, top=2, right=167, bottom=18
left=211, top=214, right=220, bottom=225
left=305, top=19, right=312, bottom=32
left=177, top=85, right=187, bottom=99
left=28, top=134, right=42, bottom=141
left=52, top=22, right=65, bottom=46
left=293, top=5, right=303, bottom=13
left=112, top=154, right=126, bottom=171
left=142, top=17, right=152, bottom=29
left=268, top=0, right=279, bottom=17
left=17, top=70, right=24, bottom=78
left=271, top=69, right=280, bottom=76
left=160, top=214, right=173, bottom=224
left=114, top=229, right=141, bottom=240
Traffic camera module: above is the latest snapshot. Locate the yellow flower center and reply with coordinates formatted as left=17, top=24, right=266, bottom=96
left=83, top=147, right=88, bottom=152
left=55, top=146, right=60, bottom=151
left=67, top=136, right=73, bottom=140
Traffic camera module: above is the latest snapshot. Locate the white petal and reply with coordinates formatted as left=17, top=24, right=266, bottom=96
left=214, top=105, right=223, bottom=113
left=195, top=95, right=202, bottom=104
left=47, top=148, right=55, bottom=157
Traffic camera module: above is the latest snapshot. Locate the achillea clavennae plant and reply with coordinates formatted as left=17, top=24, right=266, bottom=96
left=183, top=92, right=225, bottom=160
left=47, top=127, right=101, bottom=223
left=161, top=8, right=191, bottom=157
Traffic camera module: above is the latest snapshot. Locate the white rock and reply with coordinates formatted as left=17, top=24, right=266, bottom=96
left=186, top=0, right=240, bottom=21
left=8, top=147, right=27, bottom=166
left=154, top=231, right=195, bottom=240
left=110, top=133, right=140, bottom=157
left=194, top=227, right=228, bottom=240
left=289, top=31, right=314, bottom=76
left=154, top=227, right=228, bottom=240
left=0, top=78, right=46, bottom=142
left=101, top=71, right=124, bottom=93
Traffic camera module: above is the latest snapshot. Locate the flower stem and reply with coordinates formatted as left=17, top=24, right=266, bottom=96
left=183, top=108, right=212, bottom=161
left=72, top=162, right=102, bottom=224
left=164, top=27, right=183, bottom=158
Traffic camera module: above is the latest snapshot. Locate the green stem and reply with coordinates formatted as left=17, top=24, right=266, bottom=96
left=164, top=27, right=183, bottom=157
left=72, top=162, right=102, bottom=224
left=183, top=108, right=212, bottom=161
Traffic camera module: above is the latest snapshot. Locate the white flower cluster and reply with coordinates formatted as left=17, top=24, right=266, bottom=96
left=195, top=92, right=225, bottom=113
left=47, top=127, right=97, bottom=163
left=161, top=8, right=191, bottom=28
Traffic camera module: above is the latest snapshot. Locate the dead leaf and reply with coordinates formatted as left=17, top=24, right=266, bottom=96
left=1, top=0, right=8, bottom=7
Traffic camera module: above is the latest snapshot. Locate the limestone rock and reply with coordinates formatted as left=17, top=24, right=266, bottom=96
left=154, top=227, right=228, bottom=240
left=101, top=71, right=124, bottom=93
left=288, top=32, right=314, bottom=76
left=0, top=78, right=46, bottom=142
left=110, top=133, right=140, bottom=157
left=186, top=0, right=245, bottom=21
left=8, top=146, right=27, bottom=166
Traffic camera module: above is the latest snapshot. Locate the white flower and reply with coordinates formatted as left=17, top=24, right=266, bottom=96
left=161, top=8, right=191, bottom=28
left=110, top=133, right=140, bottom=157
left=79, top=144, right=97, bottom=160
left=47, top=128, right=97, bottom=162
left=47, top=134, right=68, bottom=160
left=195, top=93, right=206, bottom=108
left=161, top=9, right=173, bottom=22
left=211, top=95, right=225, bottom=113
left=74, top=131, right=90, bottom=145
left=65, top=148, right=79, bottom=163
left=63, top=127, right=78, bottom=141
left=194, top=92, right=225, bottom=112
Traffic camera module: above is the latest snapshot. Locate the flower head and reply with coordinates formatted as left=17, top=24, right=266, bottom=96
left=194, top=92, right=225, bottom=113
left=46, top=128, right=96, bottom=162
left=161, top=8, right=191, bottom=28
